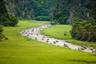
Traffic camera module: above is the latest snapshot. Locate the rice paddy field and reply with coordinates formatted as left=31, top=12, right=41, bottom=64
left=0, top=20, right=96, bottom=64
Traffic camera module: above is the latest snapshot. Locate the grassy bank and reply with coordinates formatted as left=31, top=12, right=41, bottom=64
left=0, top=21, right=96, bottom=64
left=42, top=25, right=96, bottom=48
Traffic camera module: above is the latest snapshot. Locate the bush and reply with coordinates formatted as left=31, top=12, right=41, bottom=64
left=71, top=17, right=96, bottom=42
left=9, top=17, right=18, bottom=26
left=50, top=22, right=57, bottom=25
left=35, top=16, right=50, bottom=21
left=0, top=25, right=4, bottom=41
left=0, top=17, right=18, bottom=26
left=0, top=25, right=3, bottom=33
left=58, top=16, right=68, bottom=24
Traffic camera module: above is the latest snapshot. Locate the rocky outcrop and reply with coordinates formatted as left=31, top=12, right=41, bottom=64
left=0, top=0, right=17, bottom=18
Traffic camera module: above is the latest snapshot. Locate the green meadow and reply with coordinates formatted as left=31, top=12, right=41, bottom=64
left=0, top=20, right=96, bottom=64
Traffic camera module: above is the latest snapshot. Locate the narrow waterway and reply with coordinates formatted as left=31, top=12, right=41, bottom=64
left=21, top=24, right=96, bottom=53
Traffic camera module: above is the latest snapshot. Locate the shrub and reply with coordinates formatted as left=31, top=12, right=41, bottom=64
left=71, top=17, right=96, bottom=42
left=50, top=22, right=57, bottom=25
left=8, top=17, right=18, bottom=26
left=35, top=16, right=50, bottom=21
left=58, top=16, right=68, bottom=24
left=0, top=25, right=3, bottom=33
left=0, top=18, right=8, bottom=25
left=0, top=25, right=4, bottom=41
left=0, top=17, right=18, bottom=26
left=0, top=25, right=8, bottom=41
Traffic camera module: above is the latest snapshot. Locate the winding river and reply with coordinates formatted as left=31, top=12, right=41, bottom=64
left=21, top=24, right=96, bottom=53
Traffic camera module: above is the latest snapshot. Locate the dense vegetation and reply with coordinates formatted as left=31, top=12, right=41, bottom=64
left=72, top=17, right=96, bottom=42
left=0, top=17, right=18, bottom=26
left=51, top=0, right=89, bottom=24
left=51, top=0, right=96, bottom=42
left=71, top=0, right=96, bottom=42
left=51, top=0, right=71, bottom=24
left=0, top=25, right=4, bottom=41
left=16, top=0, right=53, bottom=20
left=0, top=0, right=18, bottom=40
left=0, top=0, right=18, bottom=26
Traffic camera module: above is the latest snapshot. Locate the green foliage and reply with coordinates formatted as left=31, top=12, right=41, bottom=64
left=0, top=25, right=5, bottom=41
left=8, top=17, right=18, bottom=26
left=50, top=22, right=57, bottom=25
left=0, top=17, right=18, bottom=26
left=51, top=0, right=70, bottom=24
left=16, top=0, right=54, bottom=19
left=0, top=25, right=3, bottom=34
left=71, top=17, right=96, bottom=42
left=0, top=0, right=9, bottom=18
left=68, top=0, right=96, bottom=42
left=34, top=16, right=50, bottom=21
left=86, top=0, right=96, bottom=20
left=58, top=16, right=68, bottom=24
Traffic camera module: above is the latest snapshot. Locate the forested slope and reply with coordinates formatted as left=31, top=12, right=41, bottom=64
left=16, top=0, right=54, bottom=20
left=52, top=0, right=96, bottom=41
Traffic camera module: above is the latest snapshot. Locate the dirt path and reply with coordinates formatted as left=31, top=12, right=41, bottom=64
left=21, top=24, right=96, bottom=53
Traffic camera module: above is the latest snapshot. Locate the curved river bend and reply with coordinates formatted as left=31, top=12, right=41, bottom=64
left=21, top=24, right=96, bottom=53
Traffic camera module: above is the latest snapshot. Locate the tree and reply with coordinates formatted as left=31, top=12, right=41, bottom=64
left=86, top=0, right=96, bottom=20
left=0, top=0, right=18, bottom=26
left=71, top=0, right=96, bottom=42
left=0, top=0, right=18, bottom=40
left=0, top=25, right=5, bottom=41
left=16, top=0, right=54, bottom=20
left=0, top=0, right=9, bottom=18
left=51, top=0, right=70, bottom=24
left=52, top=0, right=96, bottom=41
